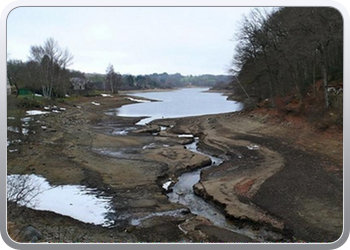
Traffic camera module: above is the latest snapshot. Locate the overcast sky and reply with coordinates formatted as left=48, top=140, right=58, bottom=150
left=7, top=7, right=255, bottom=75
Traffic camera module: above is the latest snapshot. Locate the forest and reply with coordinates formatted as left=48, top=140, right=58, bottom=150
left=231, top=7, right=343, bottom=122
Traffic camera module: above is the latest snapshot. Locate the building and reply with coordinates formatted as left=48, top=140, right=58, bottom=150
left=70, top=77, right=87, bottom=90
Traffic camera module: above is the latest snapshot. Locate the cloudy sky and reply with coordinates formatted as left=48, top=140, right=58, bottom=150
left=7, top=7, right=255, bottom=75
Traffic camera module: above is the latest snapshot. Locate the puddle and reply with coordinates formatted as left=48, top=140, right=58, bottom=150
left=130, top=209, right=188, bottom=226
left=111, top=127, right=137, bottom=136
left=7, top=174, right=114, bottom=226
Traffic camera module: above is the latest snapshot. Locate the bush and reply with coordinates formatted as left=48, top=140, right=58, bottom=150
left=17, top=99, right=43, bottom=109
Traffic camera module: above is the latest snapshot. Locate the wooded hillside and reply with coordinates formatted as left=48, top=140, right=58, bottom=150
left=232, top=7, right=343, bottom=114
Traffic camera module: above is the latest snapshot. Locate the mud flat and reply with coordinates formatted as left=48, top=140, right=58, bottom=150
left=7, top=94, right=343, bottom=243
left=159, top=111, right=343, bottom=242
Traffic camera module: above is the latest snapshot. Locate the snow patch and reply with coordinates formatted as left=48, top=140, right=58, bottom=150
left=247, top=145, right=259, bottom=150
left=162, top=181, right=172, bottom=191
left=126, top=97, right=151, bottom=103
left=178, top=134, right=194, bottom=138
left=26, top=110, right=49, bottom=116
left=91, top=102, right=101, bottom=106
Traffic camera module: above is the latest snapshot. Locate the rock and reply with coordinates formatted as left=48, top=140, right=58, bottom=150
left=17, top=225, right=43, bottom=242
left=134, top=125, right=160, bottom=134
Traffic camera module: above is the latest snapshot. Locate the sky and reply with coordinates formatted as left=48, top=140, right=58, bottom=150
left=7, top=7, right=255, bottom=75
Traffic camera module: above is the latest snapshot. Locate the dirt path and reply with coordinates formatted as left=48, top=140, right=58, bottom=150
left=7, top=95, right=343, bottom=243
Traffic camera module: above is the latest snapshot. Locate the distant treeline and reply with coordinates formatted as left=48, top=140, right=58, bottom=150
left=84, top=72, right=231, bottom=91
left=7, top=36, right=231, bottom=98
left=232, top=7, right=343, bottom=109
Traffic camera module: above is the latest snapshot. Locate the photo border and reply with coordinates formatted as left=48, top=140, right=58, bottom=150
left=1, top=0, right=348, bottom=249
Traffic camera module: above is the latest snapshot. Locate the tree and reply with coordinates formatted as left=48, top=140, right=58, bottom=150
left=7, top=60, right=26, bottom=97
left=232, top=7, right=343, bottom=109
left=7, top=175, right=42, bottom=215
left=29, top=37, right=73, bottom=99
left=105, top=64, right=122, bottom=94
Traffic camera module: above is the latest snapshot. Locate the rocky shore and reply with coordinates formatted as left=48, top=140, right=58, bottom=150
left=7, top=93, right=343, bottom=243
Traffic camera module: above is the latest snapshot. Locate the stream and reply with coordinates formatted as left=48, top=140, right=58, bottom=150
left=165, top=135, right=285, bottom=241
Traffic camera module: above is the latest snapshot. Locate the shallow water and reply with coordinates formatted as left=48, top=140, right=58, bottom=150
left=7, top=174, right=114, bottom=226
left=167, top=138, right=228, bottom=227
left=109, top=88, right=243, bottom=125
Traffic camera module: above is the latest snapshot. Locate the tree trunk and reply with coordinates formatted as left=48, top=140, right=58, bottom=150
left=262, top=48, right=275, bottom=107
left=320, top=49, right=329, bottom=108
left=321, top=61, right=329, bottom=108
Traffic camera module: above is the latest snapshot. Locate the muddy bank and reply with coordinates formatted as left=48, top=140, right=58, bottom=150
left=160, top=111, right=343, bottom=242
left=7, top=94, right=252, bottom=243
left=7, top=94, right=342, bottom=243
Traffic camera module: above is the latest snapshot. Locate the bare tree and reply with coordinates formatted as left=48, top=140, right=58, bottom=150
left=29, top=38, right=73, bottom=99
left=7, top=175, right=43, bottom=214
left=105, top=64, right=122, bottom=94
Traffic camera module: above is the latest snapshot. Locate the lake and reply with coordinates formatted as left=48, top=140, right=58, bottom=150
left=109, top=88, right=243, bottom=124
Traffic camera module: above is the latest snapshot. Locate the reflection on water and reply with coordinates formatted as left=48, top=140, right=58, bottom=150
left=108, top=88, right=243, bottom=125
left=7, top=174, right=114, bottom=226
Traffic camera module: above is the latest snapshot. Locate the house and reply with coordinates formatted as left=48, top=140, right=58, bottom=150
left=70, top=77, right=87, bottom=90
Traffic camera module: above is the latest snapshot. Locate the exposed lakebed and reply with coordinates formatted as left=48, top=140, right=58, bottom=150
left=8, top=88, right=245, bottom=232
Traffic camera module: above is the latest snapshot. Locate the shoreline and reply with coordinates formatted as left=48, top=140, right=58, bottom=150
left=7, top=93, right=343, bottom=243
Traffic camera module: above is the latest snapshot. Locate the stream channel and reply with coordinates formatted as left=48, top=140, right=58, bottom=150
left=115, top=88, right=284, bottom=241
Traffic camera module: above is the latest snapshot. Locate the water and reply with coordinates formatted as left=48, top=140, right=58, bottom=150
left=108, top=88, right=243, bottom=125
left=167, top=138, right=281, bottom=241
left=7, top=174, right=114, bottom=227
left=167, top=138, right=229, bottom=227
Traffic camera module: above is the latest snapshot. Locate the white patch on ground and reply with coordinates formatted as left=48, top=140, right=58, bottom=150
left=160, top=126, right=167, bottom=131
left=7, top=139, right=22, bottom=147
left=59, top=107, right=66, bottom=111
left=44, top=106, right=51, bottom=110
left=142, top=143, right=156, bottom=150
left=21, top=117, right=32, bottom=122
left=7, top=117, right=15, bottom=120
left=65, top=94, right=70, bottom=97
left=247, top=145, right=259, bottom=150
left=101, top=94, right=113, bottom=97
left=26, top=110, right=49, bottom=116
left=163, top=144, right=170, bottom=147
left=22, top=128, right=29, bottom=135
left=8, top=125, right=33, bottom=136
left=35, top=93, right=42, bottom=97
left=7, top=174, right=114, bottom=226
left=41, top=126, right=47, bottom=129
left=178, top=134, right=194, bottom=138
left=125, top=97, right=151, bottom=103
left=113, top=130, right=128, bottom=135
left=7, top=126, right=20, bottom=133
left=162, top=181, right=172, bottom=191
left=52, top=110, right=61, bottom=113
left=91, top=102, right=101, bottom=106
left=9, top=149, right=18, bottom=153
